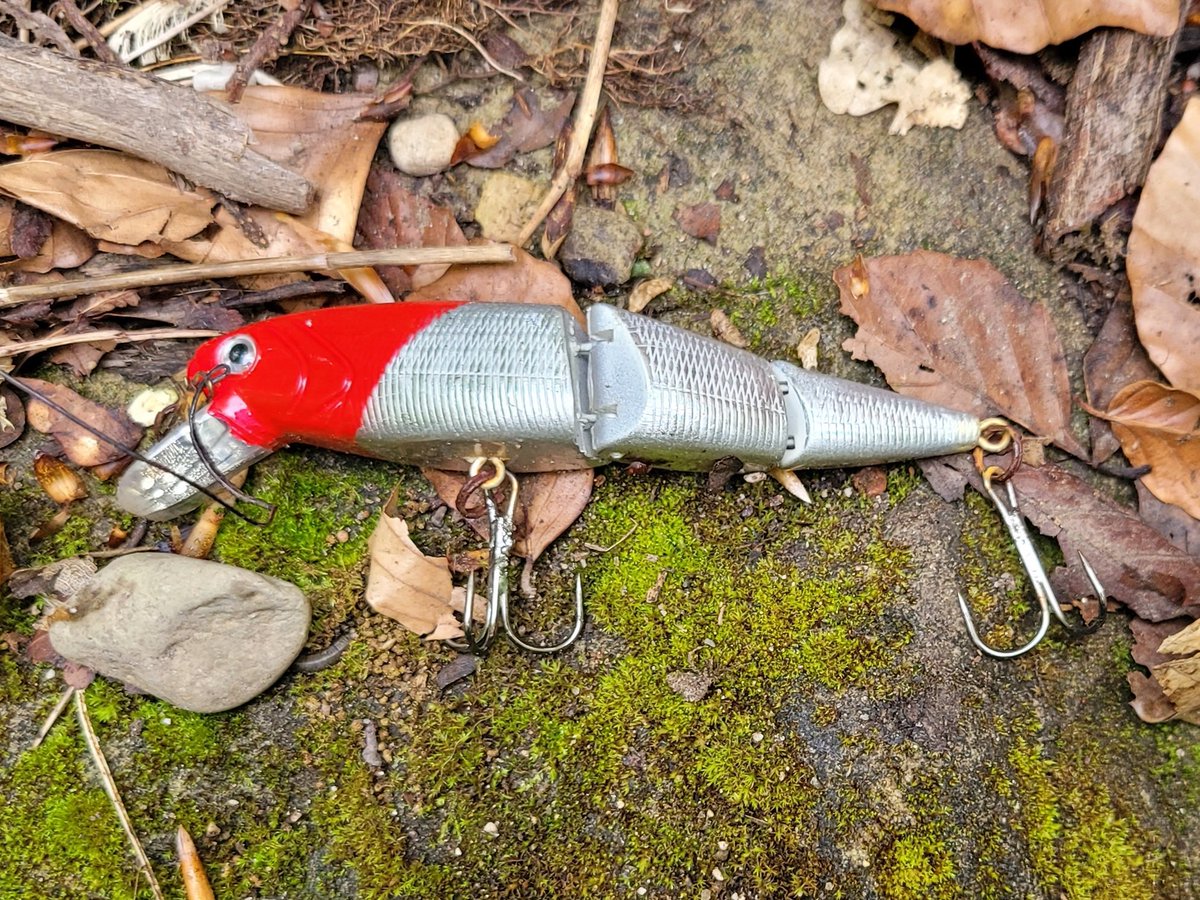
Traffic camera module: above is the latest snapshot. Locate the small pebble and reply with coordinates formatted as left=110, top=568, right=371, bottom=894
left=388, top=113, right=459, bottom=177
left=713, top=867, right=725, bottom=881
left=751, top=732, right=764, bottom=743
left=483, top=821, right=499, bottom=837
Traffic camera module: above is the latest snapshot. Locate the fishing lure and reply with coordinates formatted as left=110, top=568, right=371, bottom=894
left=114, top=301, right=1105, bottom=655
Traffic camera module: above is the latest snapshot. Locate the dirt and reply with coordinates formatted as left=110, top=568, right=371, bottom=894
left=1, top=1, right=1198, bottom=898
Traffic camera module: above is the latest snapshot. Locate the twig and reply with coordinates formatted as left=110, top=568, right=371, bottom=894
left=406, top=18, right=525, bottom=82
left=31, top=684, right=76, bottom=749
left=118, top=0, right=229, bottom=64
left=76, top=689, right=165, bottom=900
left=0, top=244, right=515, bottom=307
left=0, top=327, right=220, bottom=359
left=51, top=0, right=121, bottom=64
left=516, top=0, right=619, bottom=247
left=225, top=0, right=311, bottom=103
left=0, top=0, right=77, bottom=53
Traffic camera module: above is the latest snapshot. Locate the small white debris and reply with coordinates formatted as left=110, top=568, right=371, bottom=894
left=483, top=821, right=499, bottom=837
left=713, top=867, right=725, bottom=882
left=126, top=386, right=178, bottom=427
left=818, top=0, right=970, bottom=135
left=751, top=731, right=764, bottom=744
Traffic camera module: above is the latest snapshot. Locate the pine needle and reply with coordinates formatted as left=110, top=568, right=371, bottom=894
left=75, top=689, right=165, bottom=900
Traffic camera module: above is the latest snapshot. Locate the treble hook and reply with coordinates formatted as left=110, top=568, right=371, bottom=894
left=446, top=458, right=585, bottom=655
left=957, top=462, right=1107, bottom=659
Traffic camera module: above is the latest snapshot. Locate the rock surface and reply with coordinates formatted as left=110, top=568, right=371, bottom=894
left=49, top=554, right=310, bottom=713
left=559, top=204, right=642, bottom=287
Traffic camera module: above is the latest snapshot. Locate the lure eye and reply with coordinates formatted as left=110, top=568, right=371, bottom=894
left=219, top=336, right=257, bottom=374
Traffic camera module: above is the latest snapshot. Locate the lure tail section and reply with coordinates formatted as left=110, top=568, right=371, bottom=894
left=117, top=302, right=982, bottom=520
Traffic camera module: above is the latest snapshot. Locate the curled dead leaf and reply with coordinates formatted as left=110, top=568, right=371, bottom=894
left=1151, top=618, right=1200, bottom=725
left=365, top=488, right=462, bottom=641
left=468, top=87, right=576, bottom=169
left=874, top=0, right=1180, bottom=53
left=796, top=328, right=820, bottom=370
left=0, top=385, right=25, bottom=449
left=33, top=454, right=87, bottom=504
left=710, top=309, right=748, bottom=348
left=1129, top=98, right=1200, bottom=391
left=215, top=86, right=388, bottom=244
left=1088, top=381, right=1200, bottom=519
left=628, top=277, right=673, bottom=314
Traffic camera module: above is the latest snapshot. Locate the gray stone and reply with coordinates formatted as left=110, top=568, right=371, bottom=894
left=560, top=205, right=642, bottom=287
left=49, top=554, right=310, bottom=713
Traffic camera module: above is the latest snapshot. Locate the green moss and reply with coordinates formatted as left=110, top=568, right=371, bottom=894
left=1006, top=732, right=1163, bottom=899
left=0, top=716, right=144, bottom=898
left=877, top=831, right=957, bottom=900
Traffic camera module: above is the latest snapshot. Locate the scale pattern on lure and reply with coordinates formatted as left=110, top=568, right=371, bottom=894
left=116, top=301, right=983, bottom=520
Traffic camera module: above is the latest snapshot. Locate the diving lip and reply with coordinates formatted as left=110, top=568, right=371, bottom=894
left=116, top=406, right=273, bottom=521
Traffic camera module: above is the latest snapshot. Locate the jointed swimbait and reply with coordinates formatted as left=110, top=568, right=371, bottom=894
left=117, top=301, right=987, bottom=520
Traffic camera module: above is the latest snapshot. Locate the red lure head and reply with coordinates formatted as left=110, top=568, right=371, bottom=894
left=186, top=302, right=461, bottom=453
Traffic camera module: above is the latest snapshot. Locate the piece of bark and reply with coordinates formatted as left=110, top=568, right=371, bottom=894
left=1041, top=23, right=1182, bottom=262
left=0, top=34, right=313, bottom=214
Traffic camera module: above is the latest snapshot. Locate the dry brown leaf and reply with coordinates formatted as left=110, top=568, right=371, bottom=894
left=1128, top=670, right=1178, bottom=723
left=364, top=493, right=462, bottom=641
left=410, top=249, right=591, bottom=561
left=1152, top=618, right=1200, bottom=724
left=33, top=454, right=87, bottom=504
left=836, top=251, right=1086, bottom=459
left=355, top=164, right=468, bottom=295
left=1089, top=381, right=1200, bottom=518
left=468, top=87, right=576, bottom=169
left=282, top=215, right=393, bottom=304
left=10, top=203, right=52, bottom=258
left=23, top=378, right=142, bottom=468
left=424, top=468, right=594, bottom=562
left=796, top=327, right=820, bottom=370
left=2, top=218, right=96, bottom=275
left=1083, top=299, right=1157, bottom=465
left=212, top=86, right=387, bottom=243
left=927, top=456, right=1200, bottom=622
left=1138, top=482, right=1200, bottom=557
left=0, top=150, right=215, bottom=245
left=874, top=0, right=1180, bottom=53
left=710, top=309, right=748, bottom=348
left=0, top=197, right=12, bottom=256
left=406, top=244, right=583, bottom=323
left=628, top=277, right=673, bottom=314
left=674, top=202, right=721, bottom=246
left=1129, top=98, right=1200, bottom=392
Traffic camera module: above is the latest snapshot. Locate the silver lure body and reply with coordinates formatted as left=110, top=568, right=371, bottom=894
left=355, top=303, right=980, bottom=471
left=117, top=303, right=981, bottom=519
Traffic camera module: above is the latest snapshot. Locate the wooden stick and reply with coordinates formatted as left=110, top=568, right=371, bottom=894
left=0, top=33, right=313, bottom=213
left=31, top=684, right=76, bottom=750
left=0, top=244, right=515, bottom=306
left=0, top=327, right=220, bottom=358
left=516, top=0, right=619, bottom=247
left=1041, top=19, right=1184, bottom=261
left=76, top=689, right=166, bottom=900
left=52, top=0, right=123, bottom=65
